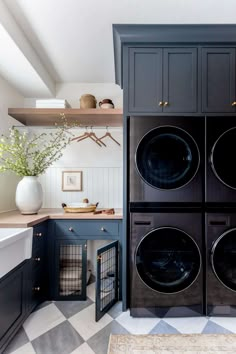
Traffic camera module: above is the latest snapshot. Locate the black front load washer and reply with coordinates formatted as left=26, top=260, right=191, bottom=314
left=206, top=116, right=236, bottom=204
left=207, top=212, right=236, bottom=316
left=130, top=116, right=204, bottom=203
left=130, top=212, right=203, bottom=317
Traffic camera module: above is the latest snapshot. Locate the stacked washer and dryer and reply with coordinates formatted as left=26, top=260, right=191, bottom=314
left=129, top=115, right=236, bottom=317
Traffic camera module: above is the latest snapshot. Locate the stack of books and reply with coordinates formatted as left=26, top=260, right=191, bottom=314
left=36, top=99, right=71, bottom=108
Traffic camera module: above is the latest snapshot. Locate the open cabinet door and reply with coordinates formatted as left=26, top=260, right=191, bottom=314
left=96, top=240, right=119, bottom=321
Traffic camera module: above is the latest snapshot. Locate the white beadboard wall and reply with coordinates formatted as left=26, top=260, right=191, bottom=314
left=37, top=127, right=123, bottom=208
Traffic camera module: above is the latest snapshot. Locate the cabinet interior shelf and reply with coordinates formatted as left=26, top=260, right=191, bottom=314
left=8, top=108, right=123, bottom=127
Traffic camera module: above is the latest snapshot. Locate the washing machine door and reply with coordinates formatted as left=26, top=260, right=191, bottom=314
left=211, top=127, right=236, bottom=189
left=135, top=126, right=200, bottom=190
left=211, top=228, right=236, bottom=291
left=135, top=227, right=201, bottom=294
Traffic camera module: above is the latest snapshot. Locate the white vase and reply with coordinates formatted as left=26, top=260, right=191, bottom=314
left=16, top=176, right=43, bottom=215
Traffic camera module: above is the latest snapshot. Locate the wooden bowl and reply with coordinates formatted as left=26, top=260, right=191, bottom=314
left=63, top=205, right=97, bottom=213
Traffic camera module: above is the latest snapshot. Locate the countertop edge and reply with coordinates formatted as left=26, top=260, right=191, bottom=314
left=0, top=209, right=123, bottom=228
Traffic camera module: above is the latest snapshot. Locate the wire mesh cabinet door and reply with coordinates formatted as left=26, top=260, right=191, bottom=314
left=55, top=239, right=87, bottom=300
left=96, top=240, right=119, bottom=321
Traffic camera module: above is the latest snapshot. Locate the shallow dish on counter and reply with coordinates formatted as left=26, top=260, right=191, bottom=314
left=67, top=202, right=90, bottom=208
left=62, top=202, right=97, bottom=213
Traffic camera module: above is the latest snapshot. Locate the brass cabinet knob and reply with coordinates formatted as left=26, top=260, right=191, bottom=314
left=100, top=227, right=106, bottom=232
left=164, top=101, right=169, bottom=107
left=159, top=101, right=163, bottom=106
left=68, top=227, right=73, bottom=232
left=232, top=101, right=236, bottom=106
left=35, top=232, right=42, bottom=237
left=34, top=257, right=41, bottom=262
left=33, top=287, right=40, bottom=291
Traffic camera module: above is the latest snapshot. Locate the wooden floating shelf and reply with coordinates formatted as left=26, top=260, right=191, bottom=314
left=8, top=108, right=123, bottom=127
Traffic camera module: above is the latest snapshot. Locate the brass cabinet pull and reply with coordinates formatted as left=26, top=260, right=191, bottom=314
left=164, top=101, right=169, bottom=107
left=33, top=287, right=40, bottom=291
left=35, top=232, right=42, bottom=237
left=68, top=227, right=73, bottom=232
left=34, top=257, right=41, bottom=262
left=159, top=101, right=163, bottom=106
left=232, top=101, right=236, bottom=106
left=100, top=227, right=106, bottom=232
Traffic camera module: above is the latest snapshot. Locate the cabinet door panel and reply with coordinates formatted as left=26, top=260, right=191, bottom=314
left=0, top=262, right=27, bottom=351
left=163, top=48, right=197, bottom=113
left=129, top=48, right=163, bottom=112
left=202, top=48, right=235, bottom=113
left=54, top=239, right=87, bottom=300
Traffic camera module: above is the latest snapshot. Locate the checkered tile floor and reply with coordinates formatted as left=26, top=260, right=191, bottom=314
left=4, top=283, right=236, bottom=354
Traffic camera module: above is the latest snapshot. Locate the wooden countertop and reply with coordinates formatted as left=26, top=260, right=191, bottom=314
left=0, top=208, right=123, bottom=228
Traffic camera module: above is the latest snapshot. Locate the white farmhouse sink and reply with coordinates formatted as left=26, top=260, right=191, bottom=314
left=0, top=228, right=33, bottom=278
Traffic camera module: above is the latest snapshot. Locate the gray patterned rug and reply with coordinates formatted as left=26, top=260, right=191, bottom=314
left=108, top=334, right=236, bottom=353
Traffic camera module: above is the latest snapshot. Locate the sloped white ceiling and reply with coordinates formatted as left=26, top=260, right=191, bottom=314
left=1, top=0, right=236, bottom=95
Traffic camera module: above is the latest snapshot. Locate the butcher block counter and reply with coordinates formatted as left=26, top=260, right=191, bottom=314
left=0, top=208, right=123, bottom=228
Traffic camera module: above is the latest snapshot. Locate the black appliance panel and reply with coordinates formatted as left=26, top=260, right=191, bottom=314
left=206, top=117, right=236, bottom=204
left=130, top=212, right=203, bottom=317
left=211, top=127, right=236, bottom=189
left=136, top=126, right=200, bottom=190
left=207, top=212, right=236, bottom=316
left=136, top=227, right=201, bottom=294
left=130, top=116, right=204, bottom=203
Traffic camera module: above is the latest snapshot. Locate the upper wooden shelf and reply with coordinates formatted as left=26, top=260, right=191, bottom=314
left=8, top=108, right=123, bottom=127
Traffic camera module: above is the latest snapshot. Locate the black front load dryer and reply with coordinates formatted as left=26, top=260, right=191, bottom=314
left=130, top=116, right=204, bottom=204
left=207, top=212, right=236, bottom=316
left=130, top=212, right=203, bottom=317
left=206, top=116, right=236, bottom=204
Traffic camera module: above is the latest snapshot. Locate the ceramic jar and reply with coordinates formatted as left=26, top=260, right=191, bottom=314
left=99, top=99, right=115, bottom=109
left=15, top=176, right=43, bottom=214
left=80, top=94, right=97, bottom=109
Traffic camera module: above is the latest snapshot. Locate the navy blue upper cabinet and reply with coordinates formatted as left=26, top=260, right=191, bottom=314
left=128, top=48, right=163, bottom=113
left=163, top=48, right=197, bottom=113
left=113, top=24, right=236, bottom=115
left=127, top=47, right=197, bottom=114
left=202, top=48, right=236, bottom=113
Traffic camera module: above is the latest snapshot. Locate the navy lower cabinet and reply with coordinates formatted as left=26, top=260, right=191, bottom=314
left=47, top=219, right=124, bottom=315
left=0, top=222, right=48, bottom=352
left=28, top=222, right=48, bottom=311
left=127, top=47, right=197, bottom=114
left=0, top=261, right=29, bottom=353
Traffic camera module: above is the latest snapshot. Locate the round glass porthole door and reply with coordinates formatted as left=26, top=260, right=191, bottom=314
left=211, top=229, right=236, bottom=291
left=135, top=227, right=201, bottom=294
left=135, top=126, right=200, bottom=190
left=211, top=127, right=236, bottom=189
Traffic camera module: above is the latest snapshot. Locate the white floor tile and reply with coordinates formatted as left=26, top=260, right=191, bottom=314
left=23, top=303, right=66, bottom=341
left=115, top=310, right=160, bottom=334
left=87, top=283, right=95, bottom=302
left=210, top=317, right=236, bottom=333
left=163, top=316, right=208, bottom=334
left=69, top=303, right=113, bottom=341
left=70, top=342, right=96, bottom=354
left=11, top=342, right=35, bottom=354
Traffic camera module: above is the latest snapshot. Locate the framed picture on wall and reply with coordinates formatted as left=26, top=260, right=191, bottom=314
left=62, top=171, right=82, bottom=191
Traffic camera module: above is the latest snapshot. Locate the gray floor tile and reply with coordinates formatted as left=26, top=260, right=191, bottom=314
left=202, top=320, right=233, bottom=334
left=31, top=320, right=84, bottom=354
left=33, top=301, right=53, bottom=313
left=55, top=298, right=93, bottom=319
left=107, top=302, right=122, bottom=319
left=149, top=320, right=180, bottom=334
left=3, top=327, right=29, bottom=354
left=87, top=320, right=129, bottom=354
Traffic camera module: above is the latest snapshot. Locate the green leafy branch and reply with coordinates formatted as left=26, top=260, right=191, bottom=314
left=0, top=118, right=73, bottom=177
